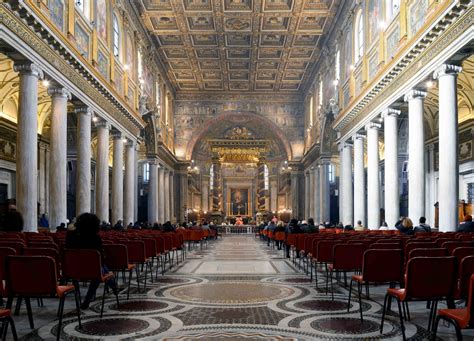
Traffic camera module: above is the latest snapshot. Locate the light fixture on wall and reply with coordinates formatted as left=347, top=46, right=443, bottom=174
left=426, top=80, right=434, bottom=88
left=281, top=160, right=292, bottom=173
left=187, top=159, right=199, bottom=174
left=42, top=79, right=50, bottom=88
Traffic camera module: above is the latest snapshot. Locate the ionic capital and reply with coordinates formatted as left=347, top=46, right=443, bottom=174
left=111, top=130, right=123, bottom=140
left=352, top=133, right=366, bottom=142
left=13, top=62, right=44, bottom=79
left=382, top=108, right=401, bottom=119
left=404, top=89, right=427, bottom=102
left=47, top=87, right=72, bottom=100
left=433, top=64, right=462, bottom=80
left=74, top=105, right=93, bottom=116
left=94, top=120, right=111, bottom=130
left=365, top=122, right=382, bottom=131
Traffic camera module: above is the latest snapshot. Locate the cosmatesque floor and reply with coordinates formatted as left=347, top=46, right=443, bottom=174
left=9, top=235, right=474, bottom=340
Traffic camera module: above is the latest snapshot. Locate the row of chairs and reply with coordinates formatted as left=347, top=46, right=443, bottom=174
left=261, top=231, right=474, bottom=340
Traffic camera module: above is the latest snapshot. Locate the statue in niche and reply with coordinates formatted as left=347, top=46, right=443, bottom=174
left=327, top=98, right=339, bottom=118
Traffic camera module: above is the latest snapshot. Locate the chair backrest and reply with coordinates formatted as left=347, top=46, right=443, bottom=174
left=0, top=247, right=16, bottom=283
left=141, top=238, right=157, bottom=258
left=451, top=247, right=474, bottom=267
left=316, top=240, right=342, bottom=263
left=274, top=231, right=286, bottom=242
left=332, top=243, right=365, bottom=271
left=123, top=240, right=146, bottom=263
left=162, top=235, right=173, bottom=252
left=442, top=241, right=474, bottom=254
left=362, top=249, right=403, bottom=283
left=405, top=256, right=457, bottom=299
left=103, top=244, right=129, bottom=270
left=5, top=255, right=58, bottom=296
left=408, top=248, right=447, bottom=259
left=369, top=243, right=401, bottom=250
left=459, top=256, right=474, bottom=300
left=23, top=247, right=60, bottom=277
left=0, top=241, right=25, bottom=254
left=28, top=241, right=58, bottom=250
left=62, top=249, right=103, bottom=281
left=467, top=275, right=474, bottom=327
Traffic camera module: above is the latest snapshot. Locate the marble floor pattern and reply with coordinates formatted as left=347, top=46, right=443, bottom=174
left=9, top=235, right=474, bottom=340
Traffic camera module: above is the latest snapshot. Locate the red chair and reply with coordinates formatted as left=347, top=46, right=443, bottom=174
left=442, top=241, right=474, bottom=254
left=452, top=247, right=474, bottom=268
left=0, top=309, right=17, bottom=341
left=5, top=256, right=81, bottom=340
left=122, top=240, right=151, bottom=290
left=0, top=241, right=24, bottom=254
left=456, top=256, right=474, bottom=300
left=0, top=247, right=16, bottom=302
left=369, top=243, right=401, bottom=249
left=434, top=274, right=474, bottom=340
left=327, top=243, right=365, bottom=300
left=380, top=256, right=458, bottom=340
left=314, top=240, right=343, bottom=290
left=23, top=248, right=61, bottom=278
left=349, top=249, right=404, bottom=322
left=62, top=249, right=118, bottom=317
left=408, top=248, right=448, bottom=260
left=103, top=244, right=136, bottom=299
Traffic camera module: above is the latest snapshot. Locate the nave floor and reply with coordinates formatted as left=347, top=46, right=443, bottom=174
left=9, top=235, right=473, bottom=340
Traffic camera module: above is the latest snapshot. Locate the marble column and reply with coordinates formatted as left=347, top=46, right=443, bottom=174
left=290, top=170, right=300, bottom=218
left=308, top=169, right=314, bottom=219
left=304, top=172, right=310, bottom=219
left=257, top=159, right=267, bottom=212
left=353, top=134, right=366, bottom=226
left=38, top=142, right=48, bottom=215
left=366, top=122, right=381, bottom=229
left=158, top=166, right=165, bottom=222
left=178, top=171, right=188, bottom=222
left=338, top=145, right=344, bottom=223
left=404, top=90, right=427, bottom=221
left=211, top=157, right=221, bottom=212
left=48, top=86, right=71, bottom=229
left=319, top=161, right=330, bottom=223
left=170, top=172, right=175, bottom=222
left=434, top=64, right=462, bottom=231
left=111, top=132, right=124, bottom=225
left=75, top=106, right=92, bottom=216
left=164, top=169, right=170, bottom=222
left=95, top=121, right=110, bottom=223
left=148, top=161, right=158, bottom=223
left=341, top=142, right=353, bottom=226
left=134, top=143, right=139, bottom=222
left=314, top=166, right=320, bottom=223
left=14, top=62, right=43, bottom=231
left=202, top=178, right=209, bottom=212
left=124, top=141, right=135, bottom=226
left=383, top=108, right=401, bottom=227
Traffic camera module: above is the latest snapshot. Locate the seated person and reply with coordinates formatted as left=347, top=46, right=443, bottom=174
left=355, top=220, right=365, bottom=231
left=65, top=212, right=117, bottom=309
left=306, top=218, right=318, bottom=233
left=414, top=216, right=431, bottom=233
left=458, top=215, right=474, bottom=232
left=395, top=217, right=415, bottom=235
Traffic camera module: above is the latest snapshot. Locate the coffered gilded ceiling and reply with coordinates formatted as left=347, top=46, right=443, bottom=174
left=136, top=0, right=340, bottom=92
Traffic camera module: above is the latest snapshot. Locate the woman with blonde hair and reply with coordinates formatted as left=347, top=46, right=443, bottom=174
left=395, top=217, right=415, bottom=235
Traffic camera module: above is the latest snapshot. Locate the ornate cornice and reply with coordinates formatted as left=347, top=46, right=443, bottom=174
left=333, top=2, right=472, bottom=135
left=175, top=92, right=304, bottom=103
left=1, top=1, right=145, bottom=136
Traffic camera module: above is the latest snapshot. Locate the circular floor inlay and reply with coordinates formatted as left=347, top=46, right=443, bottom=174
left=110, top=300, right=168, bottom=312
left=77, top=318, right=149, bottom=336
left=280, top=277, right=312, bottom=284
left=154, top=277, right=189, bottom=284
left=296, top=299, right=350, bottom=311
left=211, top=309, right=249, bottom=319
left=168, top=282, right=294, bottom=304
left=311, top=317, right=379, bottom=334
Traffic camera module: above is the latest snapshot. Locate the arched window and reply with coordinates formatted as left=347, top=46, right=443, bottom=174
left=112, top=13, right=121, bottom=60
left=75, top=0, right=90, bottom=19
left=354, top=10, right=364, bottom=63
left=155, top=80, right=161, bottom=108
left=137, top=49, right=144, bottom=81
left=386, top=0, right=401, bottom=21
left=143, top=163, right=150, bottom=183
left=309, top=95, right=314, bottom=126
left=264, top=164, right=269, bottom=191
left=318, top=76, right=323, bottom=108
left=328, top=163, right=335, bottom=183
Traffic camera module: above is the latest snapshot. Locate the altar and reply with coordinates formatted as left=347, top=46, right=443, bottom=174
left=217, top=225, right=258, bottom=234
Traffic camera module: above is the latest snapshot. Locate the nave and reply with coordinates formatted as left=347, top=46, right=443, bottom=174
left=4, top=234, right=471, bottom=340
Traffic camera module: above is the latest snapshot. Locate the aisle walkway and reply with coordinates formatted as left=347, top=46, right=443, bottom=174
left=18, top=235, right=467, bottom=340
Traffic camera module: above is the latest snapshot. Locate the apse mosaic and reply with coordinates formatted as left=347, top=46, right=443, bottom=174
left=137, top=0, right=341, bottom=92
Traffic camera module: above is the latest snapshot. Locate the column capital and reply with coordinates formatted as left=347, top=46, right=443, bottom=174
left=47, top=86, right=72, bottom=100
left=125, top=139, right=136, bottom=148
left=13, top=62, right=44, bottom=79
left=352, top=133, right=366, bottom=141
left=74, top=105, right=93, bottom=116
left=365, top=122, right=382, bottom=131
left=404, top=89, right=427, bottom=102
left=111, top=130, right=123, bottom=140
left=148, top=158, right=159, bottom=166
left=426, top=143, right=435, bottom=152
left=95, top=120, right=111, bottom=130
left=433, top=64, right=462, bottom=79
left=382, top=108, right=401, bottom=119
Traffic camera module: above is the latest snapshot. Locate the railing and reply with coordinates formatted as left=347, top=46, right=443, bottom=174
left=217, top=225, right=258, bottom=234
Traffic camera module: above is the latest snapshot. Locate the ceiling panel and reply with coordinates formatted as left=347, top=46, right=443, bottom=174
left=137, top=0, right=340, bottom=92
